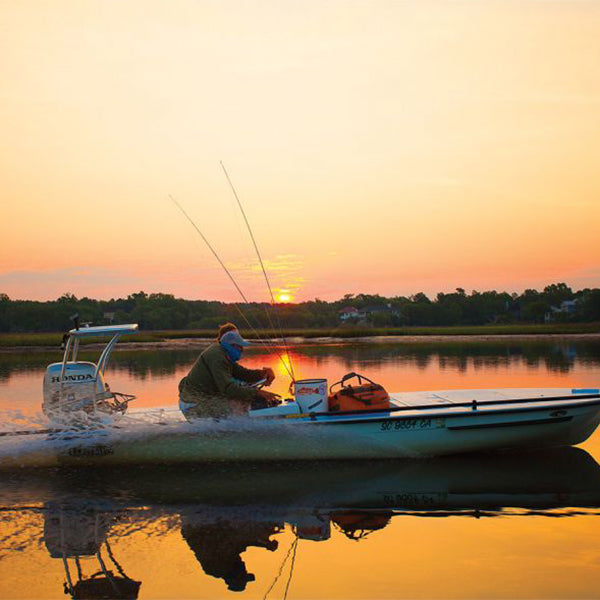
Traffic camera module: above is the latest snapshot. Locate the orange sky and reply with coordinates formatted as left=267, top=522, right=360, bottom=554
left=1, top=0, right=599, bottom=302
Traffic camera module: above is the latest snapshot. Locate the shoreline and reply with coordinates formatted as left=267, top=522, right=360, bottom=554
left=1, top=332, right=600, bottom=353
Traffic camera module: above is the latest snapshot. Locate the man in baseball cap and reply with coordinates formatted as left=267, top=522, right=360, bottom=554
left=219, top=329, right=250, bottom=363
left=178, top=323, right=277, bottom=421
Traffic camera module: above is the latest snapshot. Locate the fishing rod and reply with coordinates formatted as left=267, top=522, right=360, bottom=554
left=169, top=195, right=292, bottom=375
left=169, top=194, right=293, bottom=378
left=220, top=162, right=296, bottom=382
left=169, top=196, right=295, bottom=380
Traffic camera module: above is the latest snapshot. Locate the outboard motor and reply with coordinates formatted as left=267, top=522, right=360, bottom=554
left=42, top=322, right=138, bottom=424
left=42, top=360, right=109, bottom=419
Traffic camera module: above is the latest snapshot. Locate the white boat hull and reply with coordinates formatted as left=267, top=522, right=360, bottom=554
left=1, top=388, right=599, bottom=467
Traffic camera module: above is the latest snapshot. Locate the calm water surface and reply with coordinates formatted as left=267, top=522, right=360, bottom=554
left=1, top=338, right=600, bottom=599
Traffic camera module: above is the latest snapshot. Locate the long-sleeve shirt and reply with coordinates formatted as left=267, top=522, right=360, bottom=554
left=179, top=343, right=264, bottom=405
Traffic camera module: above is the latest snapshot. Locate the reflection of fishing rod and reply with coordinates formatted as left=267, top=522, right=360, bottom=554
left=169, top=195, right=294, bottom=380
left=263, top=530, right=299, bottom=600
left=220, top=162, right=296, bottom=382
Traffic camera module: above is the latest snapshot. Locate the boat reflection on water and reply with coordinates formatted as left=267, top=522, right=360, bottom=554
left=4, top=447, right=600, bottom=596
left=43, top=503, right=141, bottom=599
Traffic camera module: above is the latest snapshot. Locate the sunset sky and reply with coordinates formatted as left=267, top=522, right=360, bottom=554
left=2, top=0, right=599, bottom=302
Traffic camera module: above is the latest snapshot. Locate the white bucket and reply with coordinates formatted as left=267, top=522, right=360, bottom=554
left=294, top=378, right=328, bottom=413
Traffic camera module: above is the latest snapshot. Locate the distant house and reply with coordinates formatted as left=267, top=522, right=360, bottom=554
left=338, top=306, right=360, bottom=321
left=560, top=300, right=578, bottom=315
left=545, top=299, right=578, bottom=322
left=340, top=304, right=399, bottom=322
left=103, top=312, right=116, bottom=324
left=357, top=304, right=399, bottom=321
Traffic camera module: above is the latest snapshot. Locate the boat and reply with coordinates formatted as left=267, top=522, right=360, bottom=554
left=1, top=323, right=599, bottom=467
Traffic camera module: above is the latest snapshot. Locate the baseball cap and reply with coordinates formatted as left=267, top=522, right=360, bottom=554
left=220, top=330, right=250, bottom=347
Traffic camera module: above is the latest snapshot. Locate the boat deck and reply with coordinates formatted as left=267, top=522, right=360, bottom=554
left=391, top=388, right=586, bottom=406
left=125, top=388, right=600, bottom=425
left=387, top=388, right=600, bottom=419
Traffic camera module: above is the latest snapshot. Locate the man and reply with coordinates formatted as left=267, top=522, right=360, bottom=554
left=179, top=326, right=278, bottom=421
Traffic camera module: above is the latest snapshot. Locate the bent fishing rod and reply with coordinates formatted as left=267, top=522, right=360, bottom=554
left=169, top=195, right=295, bottom=381
left=220, top=161, right=296, bottom=382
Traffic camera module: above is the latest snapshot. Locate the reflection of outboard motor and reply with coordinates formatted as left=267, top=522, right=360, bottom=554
left=44, top=504, right=111, bottom=558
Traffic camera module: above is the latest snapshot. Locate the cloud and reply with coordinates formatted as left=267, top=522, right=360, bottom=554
left=0, top=268, right=138, bottom=300
left=0, top=255, right=312, bottom=301
left=562, top=265, right=600, bottom=291
left=0, top=266, right=240, bottom=301
left=226, top=254, right=307, bottom=297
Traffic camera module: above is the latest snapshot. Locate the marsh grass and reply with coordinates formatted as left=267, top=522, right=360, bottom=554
left=1, top=322, right=598, bottom=348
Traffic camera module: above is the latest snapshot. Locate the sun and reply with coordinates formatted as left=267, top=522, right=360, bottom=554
left=277, top=293, right=292, bottom=303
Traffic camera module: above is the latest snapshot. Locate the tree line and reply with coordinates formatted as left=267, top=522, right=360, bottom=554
left=0, top=283, right=599, bottom=333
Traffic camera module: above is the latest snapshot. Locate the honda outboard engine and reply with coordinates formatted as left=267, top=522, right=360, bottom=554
left=42, top=322, right=138, bottom=424
left=42, top=361, right=109, bottom=420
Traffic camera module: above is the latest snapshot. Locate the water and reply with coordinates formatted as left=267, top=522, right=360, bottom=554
left=1, top=338, right=600, bottom=599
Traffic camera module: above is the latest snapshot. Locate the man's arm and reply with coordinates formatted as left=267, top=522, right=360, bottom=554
left=208, top=355, right=259, bottom=402
left=232, top=362, right=267, bottom=384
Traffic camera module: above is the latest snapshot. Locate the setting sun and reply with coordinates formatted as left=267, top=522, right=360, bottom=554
left=277, top=293, right=292, bottom=303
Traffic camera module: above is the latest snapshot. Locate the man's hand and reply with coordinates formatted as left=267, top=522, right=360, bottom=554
left=261, top=367, right=275, bottom=386
left=255, top=389, right=280, bottom=407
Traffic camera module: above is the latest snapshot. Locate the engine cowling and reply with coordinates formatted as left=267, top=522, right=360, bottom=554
left=42, top=362, right=107, bottom=421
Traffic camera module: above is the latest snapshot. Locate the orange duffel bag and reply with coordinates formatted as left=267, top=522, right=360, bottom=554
left=328, top=372, right=391, bottom=412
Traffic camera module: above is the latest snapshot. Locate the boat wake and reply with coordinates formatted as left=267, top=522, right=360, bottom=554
left=0, top=407, right=343, bottom=468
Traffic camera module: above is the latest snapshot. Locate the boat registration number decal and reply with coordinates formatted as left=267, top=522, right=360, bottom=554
left=380, top=418, right=445, bottom=431
left=67, top=444, right=114, bottom=457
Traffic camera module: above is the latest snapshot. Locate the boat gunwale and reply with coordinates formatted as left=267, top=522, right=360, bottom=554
left=280, top=396, right=600, bottom=426
left=326, top=392, right=600, bottom=417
